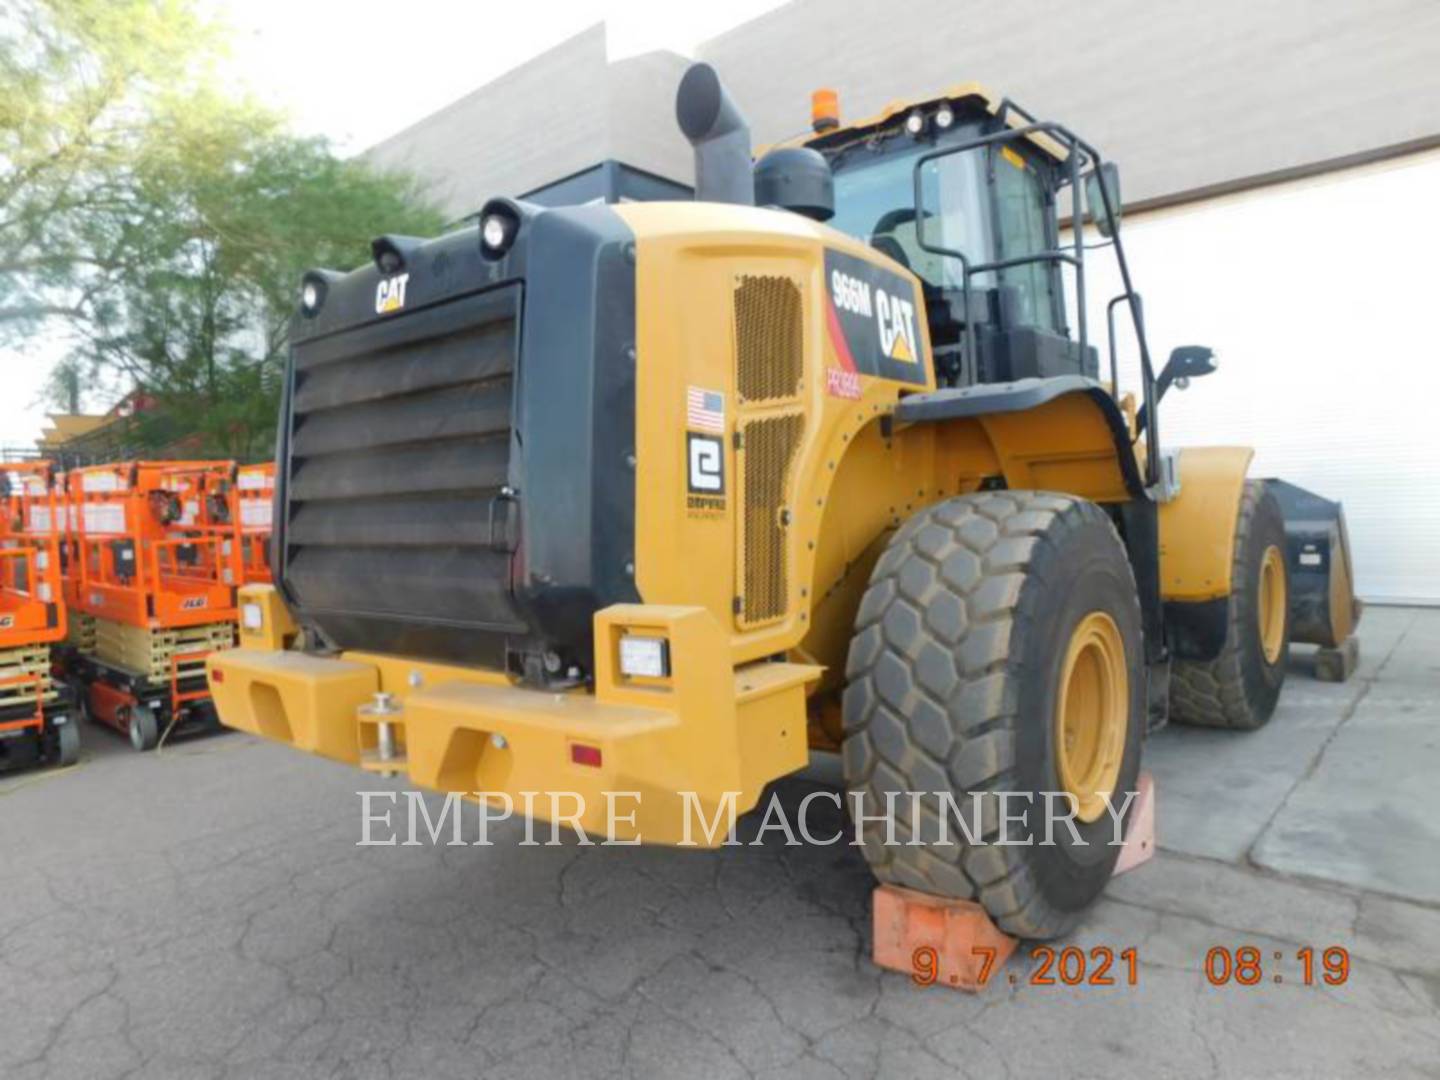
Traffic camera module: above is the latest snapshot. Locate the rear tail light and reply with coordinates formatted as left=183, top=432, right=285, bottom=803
left=570, top=743, right=602, bottom=768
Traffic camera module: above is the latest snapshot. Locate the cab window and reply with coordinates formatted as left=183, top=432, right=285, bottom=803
left=991, top=146, right=1060, bottom=332
left=829, top=150, right=995, bottom=289
left=827, top=136, right=1063, bottom=334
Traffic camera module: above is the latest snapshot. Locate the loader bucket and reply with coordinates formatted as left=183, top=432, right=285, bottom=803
left=1265, top=479, right=1361, bottom=648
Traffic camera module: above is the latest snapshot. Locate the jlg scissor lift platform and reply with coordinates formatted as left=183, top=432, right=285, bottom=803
left=0, top=462, right=78, bottom=771
left=234, top=462, right=275, bottom=585
left=61, top=461, right=239, bottom=751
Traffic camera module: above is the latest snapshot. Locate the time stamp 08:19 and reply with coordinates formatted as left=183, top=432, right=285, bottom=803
left=911, top=945, right=1353, bottom=988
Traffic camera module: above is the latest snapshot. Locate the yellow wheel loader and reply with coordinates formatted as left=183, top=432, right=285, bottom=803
left=211, top=63, right=1358, bottom=938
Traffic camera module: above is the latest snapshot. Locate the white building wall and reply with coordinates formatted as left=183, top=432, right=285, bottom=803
left=363, top=26, right=692, bottom=221
left=1079, top=149, right=1440, bottom=602
left=701, top=0, right=1440, bottom=210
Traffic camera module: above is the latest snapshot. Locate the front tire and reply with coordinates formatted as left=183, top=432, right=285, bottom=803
left=843, top=491, right=1145, bottom=939
left=1171, top=480, right=1289, bottom=730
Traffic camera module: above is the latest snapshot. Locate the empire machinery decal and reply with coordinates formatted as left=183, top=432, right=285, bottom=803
left=823, top=248, right=927, bottom=397
left=685, top=385, right=727, bottom=515
left=686, top=433, right=725, bottom=505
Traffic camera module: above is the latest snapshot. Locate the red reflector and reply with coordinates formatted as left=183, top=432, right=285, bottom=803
left=210, top=669, right=224, bottom=683
left=570, top=743, right=602, bottom=768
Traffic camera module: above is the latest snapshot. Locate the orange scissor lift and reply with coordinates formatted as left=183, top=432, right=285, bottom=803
left=235, top=462, right=275, bottom=585
left=0, top=461, right=79, bottom=770
left=61, top=461, right=239, bottom=751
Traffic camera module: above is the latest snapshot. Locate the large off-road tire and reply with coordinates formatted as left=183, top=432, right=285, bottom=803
left=843, top=491, right=1145, bottom=939
left=1171, top=480, right=1289, bottom=730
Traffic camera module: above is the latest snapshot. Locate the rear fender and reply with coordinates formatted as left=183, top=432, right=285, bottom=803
left=896, top=375, right=1145, bottom=501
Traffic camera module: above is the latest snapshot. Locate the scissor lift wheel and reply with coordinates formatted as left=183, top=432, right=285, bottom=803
left=128, top=703, right=159, bottom=752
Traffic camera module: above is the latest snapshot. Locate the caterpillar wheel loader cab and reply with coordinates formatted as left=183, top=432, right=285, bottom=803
left=212, top=63, right=1358, bottom=939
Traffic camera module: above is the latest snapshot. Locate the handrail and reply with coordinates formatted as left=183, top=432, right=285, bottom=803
left=1106, top=291, right=1148, bottom=438
left=910, top=120, right=1161, bottom=487
left=149, top=536, right=228, bottom=597
left=0, top=544, right=39, bottom=598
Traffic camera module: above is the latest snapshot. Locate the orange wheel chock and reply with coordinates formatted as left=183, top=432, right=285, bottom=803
left=871, top=770, right=1156, bottom=991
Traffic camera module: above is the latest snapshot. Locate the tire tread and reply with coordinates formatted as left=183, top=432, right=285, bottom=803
left=843, top=490, right=1140, bottom=938
left=1171, top=480, right=1286, bottom=730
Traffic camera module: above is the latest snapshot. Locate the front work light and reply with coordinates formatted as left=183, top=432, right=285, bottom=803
left=618, top=635, right=670, bottom=679
left=934, top=103, right=955, bottom=130
left=299, top=268, right=340, bottom=317
left=478, top=198, right=538, bottom=261
left=480, top=212, right=516, bottom=259
left=904, top=108, right=926, bottom=137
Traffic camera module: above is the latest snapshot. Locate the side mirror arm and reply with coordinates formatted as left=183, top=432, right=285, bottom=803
left=1135, top=345, right=1218, bottom=434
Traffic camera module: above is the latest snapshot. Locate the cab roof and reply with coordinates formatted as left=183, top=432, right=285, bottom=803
left=760, top=83, right=1069, bottom=162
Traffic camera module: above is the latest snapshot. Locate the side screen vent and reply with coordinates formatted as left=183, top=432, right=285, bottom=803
left=738, top=412, right=804, bottom=626
left=734, top=275, right=803, bottom=402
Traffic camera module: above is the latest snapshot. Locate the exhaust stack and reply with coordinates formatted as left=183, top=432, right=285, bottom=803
left=675, top=63, right=753, bottom=206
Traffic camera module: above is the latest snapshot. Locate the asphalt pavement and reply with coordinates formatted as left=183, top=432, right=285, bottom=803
left=1, top=606, right=1437, bottom=1079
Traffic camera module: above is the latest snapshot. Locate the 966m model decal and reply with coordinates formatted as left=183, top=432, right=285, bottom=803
left=824, top=248, right=927, bottom=387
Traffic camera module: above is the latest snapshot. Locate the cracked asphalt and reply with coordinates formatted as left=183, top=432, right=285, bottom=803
left=2, top=606, right=1438, bottom=1079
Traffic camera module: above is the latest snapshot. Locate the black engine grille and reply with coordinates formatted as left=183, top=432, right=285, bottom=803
left=280, top=285, right=525, bottom=659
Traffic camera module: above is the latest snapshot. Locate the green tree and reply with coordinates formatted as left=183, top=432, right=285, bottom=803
left=0, top=0, right=211, bottom=329
left=3, top=0, right=445, bottom=456
left=43, top=355, right=85, bottom=413
left=68, top=92, right=445, bottom=456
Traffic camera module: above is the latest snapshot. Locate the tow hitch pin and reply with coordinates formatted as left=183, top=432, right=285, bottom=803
left=372, top=692, right=398, bottom=778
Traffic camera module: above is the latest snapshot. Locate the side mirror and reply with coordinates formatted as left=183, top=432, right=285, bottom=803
left=1135, top=345, right=1217, bottom=438
left=1157, top=345, right=1218, bottom=399
left=1085, top=162, right=1122, bottom=238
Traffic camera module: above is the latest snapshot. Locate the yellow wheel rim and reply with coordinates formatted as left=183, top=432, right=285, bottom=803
left=1055, top=611, right=1128, bottom=824
left=1258, top=544, right=1286, bottom=665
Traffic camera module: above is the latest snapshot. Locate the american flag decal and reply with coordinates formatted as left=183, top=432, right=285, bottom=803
left=686, top=386, right=726, bottom=433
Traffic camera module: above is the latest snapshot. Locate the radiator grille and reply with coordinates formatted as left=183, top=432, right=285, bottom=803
left=734, top=276, right=803, bottom=403
left=281, top=285, right=525, bottom=653
left=739, top=413, right=804, bottom=626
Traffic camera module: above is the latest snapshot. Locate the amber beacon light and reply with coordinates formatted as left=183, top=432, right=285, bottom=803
left=811, top=88, right=840, bottom=132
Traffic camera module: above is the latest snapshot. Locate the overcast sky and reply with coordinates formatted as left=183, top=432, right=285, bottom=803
left=2, top=0, right=787, bottom=449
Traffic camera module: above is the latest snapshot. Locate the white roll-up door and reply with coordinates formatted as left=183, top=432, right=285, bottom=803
left=1079, top=149, right=1440, bottom=603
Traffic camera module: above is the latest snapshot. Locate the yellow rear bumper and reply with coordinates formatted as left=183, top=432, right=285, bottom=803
left=209, top=591, right=819, bottom=845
